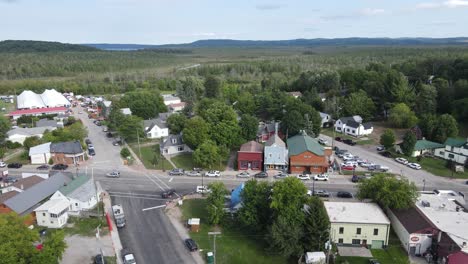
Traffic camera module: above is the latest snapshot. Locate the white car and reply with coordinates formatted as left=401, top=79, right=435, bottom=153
left=359, top=162, right=375, bottom=168
left=106, top=171, right=120, bottom=178
left=408, top=163, right=422, bottom=170
left=186, top=171, right=201, bottom=177
left=395, top=157, right=409, bottom=165
left=313, top=174, right=329, bottom=181
left=0, top=161, right=6, bottom=168
left=196, top=186, right=211, bottom=194
left=318, top=138, right=328, bottom=145
left=297, top=174, right=311, bottom=180
left=236, top=172, right=250, bottom=178
left=342, top=161, right=358, bottom=167
left=376, top=146, right=385, bottom=151
left=205, top=170, right=221, bottom=177
left=342, top=155, right=355, bottom=161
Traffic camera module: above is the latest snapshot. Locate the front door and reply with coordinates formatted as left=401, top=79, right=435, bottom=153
left=409, top=246, right=416, bottom=256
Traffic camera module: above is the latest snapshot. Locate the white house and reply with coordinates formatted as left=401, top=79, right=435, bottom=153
left=335, top=115, right=373, bottom=137
left=7, top=126, right=56, bottom=144
left=144, top=118, right=169, bottom=139
left=29, top=142, right=52, bottom=164
left=162, top=94, right=181, bottom=106
left=434, top=138, right=468, bottom=165
left=319, top=112, right=331, bottom=128
left=49, top=175, right=98, bottom=215
left=34, top=199, right=70, bottom=228
left=160, top=134, right=192, bottom=156
left=120, top=108, right=132, bottom=115
left=169, top=102, right=186, bottom=112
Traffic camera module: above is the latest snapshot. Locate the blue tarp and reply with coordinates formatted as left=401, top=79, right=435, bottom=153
left=230, top=183, right=245, bottom=208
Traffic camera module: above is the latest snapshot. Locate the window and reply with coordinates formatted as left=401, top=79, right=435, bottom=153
left=374, top=229, right=379, bottom=235
left=338, top=238, right=343, bottom=244
left=352, top=239, right=361, bottom=245
left=43, top=213, right=46, bottom=217
left=352, top=130, right=356, bottom=133
left=448, top=153, right=454, bottom=158
left=356, top=228, right=361, bottom=235
left=75, top=203, right=78, bottom=206
left=177, top=146, right=184, bottom=152
left=339, top=227, right=344, bottom=234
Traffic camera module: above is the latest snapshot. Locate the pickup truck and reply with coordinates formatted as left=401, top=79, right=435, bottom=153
left=368, top=165, right=389, bottom=172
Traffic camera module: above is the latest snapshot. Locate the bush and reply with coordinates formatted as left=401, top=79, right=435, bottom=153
left=48, top=157, right=54, bottom=165
left=120, top=147, right=131, bottom=158
left=5, top=141, right=22, bottom=149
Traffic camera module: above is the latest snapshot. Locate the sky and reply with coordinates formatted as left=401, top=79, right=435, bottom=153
left=1, top=0, right=468, bottom=44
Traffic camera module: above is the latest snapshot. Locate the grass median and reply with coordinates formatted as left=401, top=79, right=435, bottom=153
left=129, top=144, right=173, bottom=170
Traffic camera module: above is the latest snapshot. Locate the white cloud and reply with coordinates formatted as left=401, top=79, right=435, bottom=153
left=416, top=0, right=468, bottom=9
left=255, top=4, right=282, bottom=10
left=444, top=0, right=468, bottom=7
left=415, top=2, right=441, bottom=9
left=360, top=8, right=385, bottom=16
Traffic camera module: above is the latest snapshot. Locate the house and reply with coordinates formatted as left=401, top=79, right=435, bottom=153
left=162, top=94, right=181, bottom=106
left=7, top=126, right=56, bottom=144
left=160, top=134, right=192, bottom=156
left=169, top=102, right=186, bottom=112
left=434, top=138, right=468, bottom=165
left=29, top=142, right=52, bottom=164
left=287, top=91, right=303, bottom=98
left=334, top=115, right=373, bottom=137
left=319, top=112, right=331, bottom=128
left=237, top=141, right=264, bottom=171
left=0, top=173, right=72, bottom=225
left=257, top=121, right=281, bottom=143
left=35, top=118, right=59, bottom=128
left=8, top=106, right=68, bottom=120
left=1, top=175, right=44, bottom=194
left=324, top=202, right=391, bottom=249
left=34, top=199, right=70, bottom=228
left=50, top=141, right=85, bottom=165
left=264, top=134, right=288, bottom=171
left=395, top=139, right=445, bottom=157
left=144, top=118, right=169, bottom=139
left=287, top=131, right=331, bottom=174
left=49, top=175, right=98, bottom=216
left=120, top=108, right=132, bottom=115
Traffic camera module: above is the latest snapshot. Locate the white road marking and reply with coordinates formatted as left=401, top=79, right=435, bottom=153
left=142, top=173, right=166, bottom=191
left=142, top=205, right=167, bottom=211
left=169, top=177, right=173, bottom=182
left=92, top=160, right=112, bottom=164
left=109, top=194, right=166, bottom=201
left=109, top=191, right=161, bottom=197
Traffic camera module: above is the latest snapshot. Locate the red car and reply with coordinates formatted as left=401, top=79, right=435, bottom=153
left=341, top=165, right=355, bottom=171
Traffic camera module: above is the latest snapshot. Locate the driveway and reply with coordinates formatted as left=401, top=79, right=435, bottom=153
left=60, top=234, right=114, bottom=264
left=337, top=246, right=373, bottom=257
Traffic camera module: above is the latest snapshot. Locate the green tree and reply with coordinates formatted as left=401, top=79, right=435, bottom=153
left=419, top=114, right=437, bottom=140
left=33, top=230, right=67, bottom=264
left=389, top=103, right=418, bottom=128
left=452, top=98, right=468, bottom=123
left=206, top=182, right=228, bottom=225
left=401, top=131, right=417, bottom=157
left=302, top=197, right=330, bottom=252
left=432, top=114, right=458, bottom=143
left=120, top=147, right=131, bottom=158
left=342, top=90, right=376, bottom=121
left=117, top=115, right=144, bottom=142
left=119, top=90, right=167, bottom=119
left=177, top=77, right=204, bottom=102
left=0, top=116, right=11, bottom=143
left=415, top=84, right=437, bottom=115
left=357, top=174, right=419, bottom=209
left=182, top=117, right=210, bottom=150
left=281, top=110, right=304, bottom=137
left=67, top=122, right=88, bottom=142
left=108, top=107, right=126, bottom=131
left=23, top=136, right=42, bottom=151
left=238, top=180, right=272, bottom=233
left=379, top=129, right=396, bottom=150
left=204, top=76, right=221, bottom=98
left=166, top=113, right=187, bottom=134
left=433, top=78, right=453, bottom=114
left=269, top=214, right=304, bottom=257
left=193, top=140, right=220, bottom=169
left=239, top=114, right=258, bottom=141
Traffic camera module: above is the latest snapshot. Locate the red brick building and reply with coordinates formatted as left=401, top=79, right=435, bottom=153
left=287, top=131, right=331, bottom=174
left=237, top=141, right=264, bottom=171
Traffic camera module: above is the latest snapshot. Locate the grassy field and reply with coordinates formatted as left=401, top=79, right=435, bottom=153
left=320, top=128, right=375, bottom=145
left=65, top=216, right=108, bottom=237
left=129, top=144, right=173, bottom=170
left=180, top=199, right=290, bottom=264
left=409, top=156, right=468, bottom=179
left=171, top=153, right=194, bottom=170
left=5, top=150, right=29, bottom=164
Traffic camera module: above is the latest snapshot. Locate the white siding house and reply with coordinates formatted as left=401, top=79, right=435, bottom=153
left=335, top=116, right=373, bottom=137
left=162, top=94, right=181, bottom=106
left=7, top=126, right=56, bottom=144
left=144, top=119, right=169, bottom=139
left=29, top=142, right=52, bottom=164
left=34, top=199, right=70, bottom=228
left=319, top=112, right=331, bottom=128
left=434, top=138, right=468, bottom=165
left=160, top=134, right=192, bottom=156
left=49, top=175, right=98, bottom=216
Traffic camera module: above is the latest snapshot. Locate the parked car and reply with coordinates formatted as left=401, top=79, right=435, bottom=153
left=342, top=155, right=356, bottom=161
left=103, top=127, right=108, bottom=132
left=87, top=144, right=95, bottom=150
left=186, top=171, right=201, bottom=177
left=343, top=139, right=357, bottom=146
left=297, top=174, right=311, bottom=180
left=94, top=254, right=105, bottom=264
left=335, top=137, right=342, bottom=142
left=313, top=174, right=329, bottom=181
left=85, top=138, right=92, bottom=144
left=106, top=171, right=120, bottom=178
left=88, top=148, right=96, bottom=156
left=380, top=151, right=393, bottom=158
left=122, top=253, right=136, bottom=264
left=352, top=174, right=371, bottom=183
left=168, top=168, right=184, bottom=176
left=161, top=189, right=176, bottom=198
left=0, top=161, right=6, bottom=168
left=254, top=171, right=268, bottom=178
left=408, top=163, right=422, bottom=170
left=376, top=146, right=385, bottom=151
left=205, top=170, right=220, bottom=177
left=369, top=259, right=381, bottom=264
left=314, top=189, right=331, bottom=197
left=112, top=140, right=122, bottom=146
left=368, top=165, right=389, bottom=172
left=395, top=157, right=409, bottom=165
left=4, top=176, right=18, bottom=183
left=318, top=138, right=328, bottom=145
left=185, top=238, right=198, bottom=252
left=274, top=172, right=288, bottom=179
left=196, top=186, right=211, bottom=194
left=359, top=162, right=374, bottom=168
left=52, top=164, right=68, bottom=170
left=341, top=165, right=355, bottom=171
left=342, top=161, right=358, bottom=167
left=106, top=132, right=114, bottom=138
left=7, top=163, right=22, bottom=169
left=36, top=165, right=50, bottom=170
left=337, top=191, right=353, bottom=198
left=236, top=171, right=250, bottom=178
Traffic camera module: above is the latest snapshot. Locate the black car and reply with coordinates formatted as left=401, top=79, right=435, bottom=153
left=94, top=254, right=105, bottom=264
left=254, top=172, right=268, bottom=178
left=85, top=139, right=92, bottom=145
left=161, top=189, right=176, bottom=198
left=380, top=151, right=393, bottom=158
left=52, top=164, right=68, bottom=170
left=36, top=165, right=50, bottom=170
left=7, top=163, right=22, bottom=169
left=184, top=238, right=198, bottom=252
left=369, top=259, right=381, bottom=264
left=4, top=176, right=18, bottom=183
left=337, top=191, right=353, bottom=198
left=335, top=137, right=342, bottom=142
left=88, top=148, right=96, bottom=156
left=343, top=139, right=356, bottom=146
left=106, top=132, right=113, bottom=138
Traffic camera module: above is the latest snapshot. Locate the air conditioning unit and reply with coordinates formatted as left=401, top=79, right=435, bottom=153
left=421, top=200, right=430, bottom=207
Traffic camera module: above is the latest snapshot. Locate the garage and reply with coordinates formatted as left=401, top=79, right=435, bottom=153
left=371, top=240, right=384, bottom=249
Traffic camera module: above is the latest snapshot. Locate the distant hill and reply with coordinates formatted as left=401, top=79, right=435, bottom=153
left=85, top=37, right=468, bottom=50
left=0, top=40, right=98, bottom=52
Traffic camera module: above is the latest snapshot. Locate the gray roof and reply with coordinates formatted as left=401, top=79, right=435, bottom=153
left=339, top=115, right=363, bottom=124
left=143, top=118, right=167, bottom=132
left=3, top=173, right=73, bottom=215
left=50, top=140, right=83, bottom=154
left=265, top=133, right=285, bottom=147
left=257, top=121, right=278, bottom=135
left=7, top=126, right=55, bottom=137
left=363, top=122, right=373, bottom=129
left=59, top=175, right=96, bottom=202
left=161, top=134, right=184, bottom=148
left=319, top=112, right=330, bottom=119
left=346, top=120, right=361, bottom=129
left=36, top=119, right=58, bottom=128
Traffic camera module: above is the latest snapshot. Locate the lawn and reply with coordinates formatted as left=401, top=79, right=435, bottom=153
left=65, top=216, right=109, bottom=237
left=396, top=155, right=468, bottom=179
left=5, top=150, right=30, bottom=164
left=129, top=144, right=173, bottom=170
left=180, top=199, right=290, bottom=264
left=171, top=153, right=194, bottom=170
left=321, top=128, right=374, bottom=145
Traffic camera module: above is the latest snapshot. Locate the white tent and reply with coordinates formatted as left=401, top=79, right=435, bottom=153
left=40, top=89, right=71, bottom=108
left=17, top=90, right=45, bottom=109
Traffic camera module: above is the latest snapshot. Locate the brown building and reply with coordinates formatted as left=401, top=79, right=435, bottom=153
left=51, top=141, right=85, bottom=165
left=287, top=131, right=331, bottom=174
left=237, top=141, right=264, bottom=171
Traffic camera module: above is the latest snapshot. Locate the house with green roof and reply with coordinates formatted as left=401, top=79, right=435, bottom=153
left=397, top=139, right=445, bottom=157
left=287, top=131, right=332, bottom=174
left=434, top=137, right=468, bottom=165
left=48, top=174, right=99, bottom=215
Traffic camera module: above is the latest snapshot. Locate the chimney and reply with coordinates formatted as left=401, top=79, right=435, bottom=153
left=20, top=184, right=24, bottom=190
left=275, top=122, right=279, bottom=135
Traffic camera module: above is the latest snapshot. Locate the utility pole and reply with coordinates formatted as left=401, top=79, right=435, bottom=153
left=137, top=129, right=142, bottom=160
left=423, top=179, right=426, bottom=192
left=208, top=232, right=221, bottom=264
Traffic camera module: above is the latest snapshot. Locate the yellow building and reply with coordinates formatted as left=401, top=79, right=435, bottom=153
left=324, top=202, right=390, bottom=249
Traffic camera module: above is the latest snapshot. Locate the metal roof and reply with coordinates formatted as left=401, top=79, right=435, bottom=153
left=34, top=199, right=70, bottom=214
left=324, top=202, right=390, bottom=225
left=29, top=142, right=51, bottom=156
left=7, top=126, right=56, bottom=137
left=414, top=139, right=445, bottom=151
left=59, top=175, right=95, bottom=202
left=50, top=141, right=83, bottom=154
left=444, top=138, right=466, bottom=147
left=287, top=131, right=324, bottom=156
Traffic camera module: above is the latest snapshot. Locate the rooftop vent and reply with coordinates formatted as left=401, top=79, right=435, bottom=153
left=421, top=200, right=430, bottom=207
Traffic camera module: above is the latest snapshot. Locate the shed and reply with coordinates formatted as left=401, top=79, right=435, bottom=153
left=188, top=218, right=200, bottom=232
left=305, top=252, right=326, bottom=264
